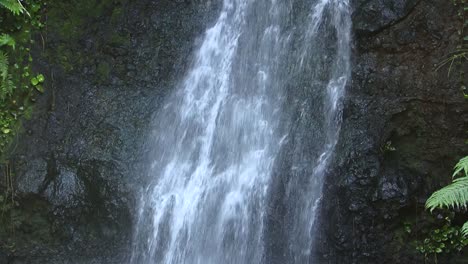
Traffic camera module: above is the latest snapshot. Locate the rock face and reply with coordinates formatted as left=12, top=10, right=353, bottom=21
left=1, top=0, right=220, bottom=263
left=0, top=0, right=466, bottom=263
left=318, top=0, right=467, bottom=263
left=352, top=0, right=421, bottom=34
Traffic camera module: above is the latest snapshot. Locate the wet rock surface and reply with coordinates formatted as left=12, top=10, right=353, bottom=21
left=352, top=0, right=421, bottom=34
left=0, top=0, right=466, bottom=263
left=318, top=0, right=467, bottom=263
left=0, top=0, right=220, bottom=263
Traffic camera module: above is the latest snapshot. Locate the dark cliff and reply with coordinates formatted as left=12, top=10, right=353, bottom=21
left=319, top=0, right=467, bottom=263
left=0, top=0, right=466, bottom=263
left=0, top=0, right=220, bottom=263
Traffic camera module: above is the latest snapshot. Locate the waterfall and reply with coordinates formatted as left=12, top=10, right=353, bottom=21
left=282, top=0, right=351, bottom=261
left=131, top=0, right=351, bottom=263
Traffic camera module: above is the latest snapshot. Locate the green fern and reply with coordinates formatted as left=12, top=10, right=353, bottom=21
left=426, top=176, right=468, bottom=212
left=0, top=34, right=15, bottom=49
left=453, top=156, right=468, bottom=178
left=0, top=74, right=14, bottom=100
left=0, top=51, right=8, bottom=81
left=0, top=52, right=14, bottom=101
left=426, top=157, right=468, bottom=211
left=0, top=0, right=24, bottom=15
left=463, top=221, right=468, bottom=237
left=426, top=156, right=468, bottom=237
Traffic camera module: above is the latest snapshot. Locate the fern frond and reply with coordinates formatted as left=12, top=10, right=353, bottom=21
left=453, top=156, right=468, bottom=178
left=0, top=34, right=15, bottom=49
left=0, top=51, right=8, bottom=81
left=425, top=176, right=468, bottom=212
left=0, top=74, right=14, bottom=101
left=462, top=221, right=468, bottom=238
left=0, top=0, right=24, bottom=15
left=0, top=51, right=13, bottom=100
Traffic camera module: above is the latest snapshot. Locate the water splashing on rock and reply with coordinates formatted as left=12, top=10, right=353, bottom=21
left=131, top=0, right=351, bottom=263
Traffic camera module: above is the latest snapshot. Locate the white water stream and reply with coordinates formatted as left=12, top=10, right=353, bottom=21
left=131, top=1, right=351, bottom=263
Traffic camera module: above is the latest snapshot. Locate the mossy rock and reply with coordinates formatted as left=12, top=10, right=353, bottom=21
left=96, top=61, right=112, bottom=82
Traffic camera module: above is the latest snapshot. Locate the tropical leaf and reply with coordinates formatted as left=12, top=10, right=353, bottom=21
left=0, top=0, right=24, bottom=15
left=0, top=51, right=8, bottom=81
left=425, top=176, right=468, bottom=212
left=462, top=221, right=468, bottom=238
left=0, top=34, right=15, bottom=49
left=453, top=156, right=468, bottom=178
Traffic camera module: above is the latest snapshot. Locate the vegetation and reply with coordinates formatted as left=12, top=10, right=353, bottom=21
left=412, top=216, right=468, bottom=258
left=436, top=0, right=467, bottom=98
left=0, top=0, right=45, bottom=160
left=414, top=157, right=468, bottom=263
left=426, top=158, right=468, bottom=233
left=427, top=158, right=468, bottom=210
left=418, top=1, right=468, bottom=262
left=0, top=0, right=45, bottom=239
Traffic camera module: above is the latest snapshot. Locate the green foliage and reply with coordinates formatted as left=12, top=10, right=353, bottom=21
left=463, top=221, right=468, bottom=237
left=30, top=73, right=43, bottom=86
left=431, top=1, right=468, bottom=207
left=453, top=156, right=468, bottom=178
left=0, top=51, right=8, bottom=81
left=0, top=111, right=15, bottom=153
left=400, top=214, right=468, bottom=263
left=0, top=34, right=15, bottom=49
left=435, top=49, right=468, bottom=76
left=381, top=140, right=397, bottom=153
left=0, top=0, right=25, bottom=16
left=415, top=217, right=468, bottom=258
left=420, top=1, right=467, bottom=260
left=426, top=157, right=468, bottom=242
left=0, top=0, right=45, bottom=158
left=437, top=0, right=468, bottom=98
left=0, top=74, right=14, bottom=101
left=0, top=52, right=15, bottom=101
left=30, top=73, right=44, bottom=93
left=426, top=176, right=468, bottom=212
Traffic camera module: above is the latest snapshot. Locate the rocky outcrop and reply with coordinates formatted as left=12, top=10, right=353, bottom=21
left=0, top=0, right=466, bottom=263
left=352, top=0, right=421, bottom=34
left=318, top=0, right=467, bottom=263
left=0, top=0, right=220, bottom=263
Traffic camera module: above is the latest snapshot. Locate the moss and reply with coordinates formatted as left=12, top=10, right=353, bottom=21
left=45, top=0, right=129, bottom=76
left=47, top=0, right=128, bottom=43
left=110, top=7, right=124, bottom=25
left=54, top=45, right=74, bottom=72
left=109, top=32, right=131, bottom=47
left=96, top=61, right=111, bottom=82
left=0, top=194, right=59, bottom=255
left=22, top=105, right=33, bottom=120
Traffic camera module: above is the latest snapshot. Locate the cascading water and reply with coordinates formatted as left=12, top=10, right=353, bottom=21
left=131, top=0, right=351, bottom=263
left=280, top=0, right=351, bottom=262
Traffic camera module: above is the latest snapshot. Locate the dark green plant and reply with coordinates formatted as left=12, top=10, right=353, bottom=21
left=0, top=0, right=45, bottom=158
left=415, top=217, right=468, bottom=263
left=381, top=140, right=397, bottom=153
